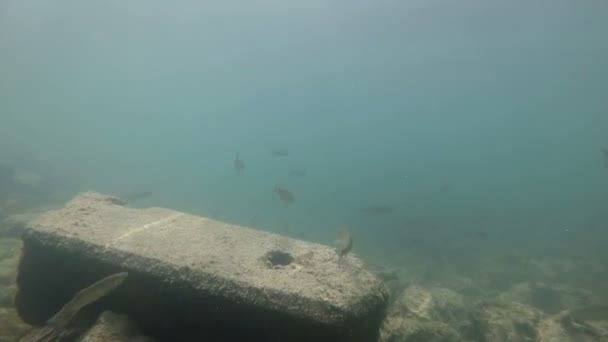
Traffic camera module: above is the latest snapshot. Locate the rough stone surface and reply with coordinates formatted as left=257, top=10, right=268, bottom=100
left=380, top=316, right=461, bottom=342
left=537, top=310, right=608, bottom=342
left=471, top=301, right=542, bottom=342
left=16, top=192, right=389, bottom=341
left=80, top=311, right=154, bottom=342
left=380, top=285, right=469, bottom=341
left=0, top=307, right=30, bottom=342
left=499, top=282, right=598, bottom=314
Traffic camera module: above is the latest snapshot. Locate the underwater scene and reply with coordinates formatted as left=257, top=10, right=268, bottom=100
left=1, top=0, right=608, bottom=341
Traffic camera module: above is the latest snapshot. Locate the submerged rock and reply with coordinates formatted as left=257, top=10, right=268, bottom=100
left=0, top=239, right=21, bottom=287
left=389, top=285, right=467, bottom=323
left=470, top=301, right=542, bottom=342
left=390, top=285, right=433, bottom=319
left=0, top=307, right=31, bottom=341
left=380, top=285, right=469, bottom=341
left=80, top=311, right=154, bottom=342
left=0, top=283, right=17, bottom=308
left=380, top=316, right=461, bottom=342
left=538, top=308, right=608, bottom=342
left=500, top=282, right=598, bottom=314
left=537, top=311, right=572, bottom=342
left=17, top=192, right=389, bottom=341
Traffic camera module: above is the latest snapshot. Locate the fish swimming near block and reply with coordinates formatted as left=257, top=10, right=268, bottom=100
left=20, top=272, right=128, bottom=342
left=273, top=185, right=295, bottom=204
left=234, top=153, right=245, bottom=172
left=335, top=229, right=353, bottom=260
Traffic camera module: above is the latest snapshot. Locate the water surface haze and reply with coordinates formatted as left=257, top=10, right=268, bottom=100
left=1, top=0, right=607, bottom=285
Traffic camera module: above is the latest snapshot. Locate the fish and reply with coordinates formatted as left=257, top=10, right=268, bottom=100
left=335, top=229, right=353, bottom=260
left=288, top=168, right=307, bottom=177
left=358, top=205, right=394, bottom=214
left=234, top=153, right=245, bottom=172
left=20, top=272, right=128, bottom=342
left=603, top=147, right=608, bottom=168
left=120, top=191, right=152, bottom=202
left=47, top=272, right=129, bottom=327
left=271, top=149, right=289, bottom=157
left=273, top=185, right=295, bottom=204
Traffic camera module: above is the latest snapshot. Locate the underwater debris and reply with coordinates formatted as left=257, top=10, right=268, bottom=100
left=271, top=149, right=289, bottom=157
left=335, top=229, right=353, bottom=260
left=20, top=272, right=128, bottom=342
left=288, top=167, right=307, bottom=177
left=234, top=153, right=245, bottom=172
left=273, top=186, right=294, bottom=204
left=358, top=205, right=394, bottom=214
left=120, top=191, right=152, bottom=202
left=602, top=147, right=608, bottom=168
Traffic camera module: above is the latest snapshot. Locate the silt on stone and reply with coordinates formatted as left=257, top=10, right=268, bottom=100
left=15, top=192, right=389, bottom=341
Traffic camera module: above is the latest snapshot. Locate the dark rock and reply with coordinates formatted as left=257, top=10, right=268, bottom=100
left=80, top=311, right=154, bottom=342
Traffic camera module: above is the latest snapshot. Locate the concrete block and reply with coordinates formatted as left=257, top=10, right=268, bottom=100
left=16, top=192, right=388, bottom=341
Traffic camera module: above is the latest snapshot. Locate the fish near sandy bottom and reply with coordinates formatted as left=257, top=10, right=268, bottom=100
left=234, top=153, right=245, bottom=172
left=273, top=186, right=294, bottom=204
left=20, top=272, right=128, bottom=342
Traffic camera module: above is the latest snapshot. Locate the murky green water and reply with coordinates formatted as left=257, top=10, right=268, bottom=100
left=1, top=1, right=608, bottom=340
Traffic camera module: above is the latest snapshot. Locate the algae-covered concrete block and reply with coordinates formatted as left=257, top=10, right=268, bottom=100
left=16, top=192, right=388, bottom=341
